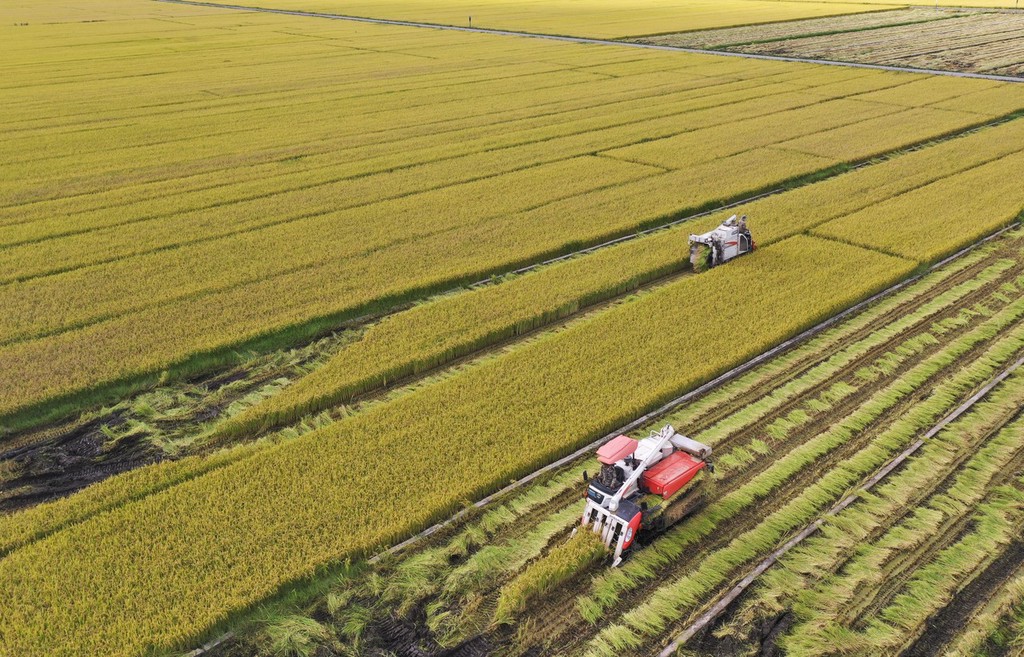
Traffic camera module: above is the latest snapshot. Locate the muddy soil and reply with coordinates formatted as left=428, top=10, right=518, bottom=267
left=901, top=540, right=1024, bottom=657
left=0, top=331, right=340, bottom=514
left=0, top=416, right=162, bottom=513
left=684, top=580, right=795, bottom=657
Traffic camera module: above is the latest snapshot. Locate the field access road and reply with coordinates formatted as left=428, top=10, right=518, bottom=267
left=155, top=0, right=1024, bottom=83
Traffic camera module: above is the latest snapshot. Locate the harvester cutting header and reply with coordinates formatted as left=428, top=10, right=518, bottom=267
left=689, top=214, right=755, bottom=271
left=580, top=425, right=714, bottom=566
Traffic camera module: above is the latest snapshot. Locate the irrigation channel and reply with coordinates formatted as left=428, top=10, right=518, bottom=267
left=202, top=225, right=1024, bottom=657
left=154, top=0, right=1024, bottom=84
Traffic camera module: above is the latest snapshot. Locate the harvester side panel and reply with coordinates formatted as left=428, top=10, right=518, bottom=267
left=641, top=451, right=704, bottom=498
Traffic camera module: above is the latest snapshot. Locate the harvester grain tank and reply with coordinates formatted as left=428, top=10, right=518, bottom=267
left=579, top=425, right=714, bottom=566
left=689, top=214, right=755, bottom=271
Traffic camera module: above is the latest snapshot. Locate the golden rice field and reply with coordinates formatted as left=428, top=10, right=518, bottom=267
left=4, top=0, right=1022, bottom=430
left=192, top=0, right=887, bottom=39
left=5, top=0, right=1024, bottom=655
left=0, top=235, right=917, bottom=657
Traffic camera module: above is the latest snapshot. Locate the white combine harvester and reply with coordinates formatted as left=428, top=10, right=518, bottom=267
left=689, top=214, right=755, bottom=271
left=579, top=425, right=714, bottom=566
left=573, top=219, right=750, bottom=567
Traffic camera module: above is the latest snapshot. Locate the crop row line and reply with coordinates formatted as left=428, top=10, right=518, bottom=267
left=3, top=86, right=932, bottom=341
left=578, top=285, right=1024, bottom=649
left=363, top=223, right=1017, bottom=568
left=5, top=85, right=1020, bottom=432
left=686, top=259, right=1017, bottom=449
left=1, top=64, right=838, bottom=210
left=666, top=242, right=999, bottom=432
left=1, top=70, right=941, bottom=282
left=657, top=352, right=1024, bottom=656
left=731, top=368, right=1024, bottom=648
left=195, top=123, right=1024, bottom=441
left=485, top=120, right=1024, bottom=288
left=152, top=0, right=1024, bottom=84
left=699, top=272, right=1020, bottom=484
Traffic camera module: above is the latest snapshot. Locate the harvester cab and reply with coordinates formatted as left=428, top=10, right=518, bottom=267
left=689, top=214, right=755, bottom=271
left=580, top=425, right=713, bottom=567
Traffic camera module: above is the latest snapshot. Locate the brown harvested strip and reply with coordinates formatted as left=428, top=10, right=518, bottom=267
left=732, top=12, right=1024, bottom=76
left=637, top=8, right=964, bottom=50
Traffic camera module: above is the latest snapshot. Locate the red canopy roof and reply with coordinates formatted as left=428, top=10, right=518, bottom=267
left=597, top=435, right=638, bottom=465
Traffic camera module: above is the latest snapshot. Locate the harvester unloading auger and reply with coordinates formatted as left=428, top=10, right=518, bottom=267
left=689, top=214, right=755, bottom=272
left=579, top=425, right=714, bottom=567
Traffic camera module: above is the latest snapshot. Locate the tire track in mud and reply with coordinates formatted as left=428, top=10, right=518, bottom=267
left=845, top=408, right=1024, bottom=632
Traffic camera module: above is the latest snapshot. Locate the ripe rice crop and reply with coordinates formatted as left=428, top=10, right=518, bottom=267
left=3, top=0, right=1021, bottom=430
left=494, top=530, right=607, bottom=625
left=601, top=96, right=902, bottom=170
left=684, top=116, right=1024, bottom=247
left=216, top=225, right=692, bottom=439
left=214, top=115, right=1024, bottom=440
left=0, top=442, right=265, bottom=556
left=190, top=0, right=887, bottom=39
left=775, top=106, right=989, bottom=163
left=813, top=149, right=1024, bottom=263
left=0, top=236, right=913, bottom=656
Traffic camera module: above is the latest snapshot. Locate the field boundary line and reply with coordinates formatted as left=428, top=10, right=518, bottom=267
left=153, top=0, right=1024, bottom=84
left=185, top=223, right=1019, bottom=656
left=657, top=336, right=1024, bottom=656
left=474, top=113, right=1022, bottom=287
left=369, top=222, right=1020, bottom=565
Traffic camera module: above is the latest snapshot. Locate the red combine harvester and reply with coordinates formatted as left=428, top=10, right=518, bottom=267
left=580, top=425, right=714, bottom=566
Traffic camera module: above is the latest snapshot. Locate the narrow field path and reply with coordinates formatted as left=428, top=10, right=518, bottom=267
left=154, top=0, right=1024, bottom=83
